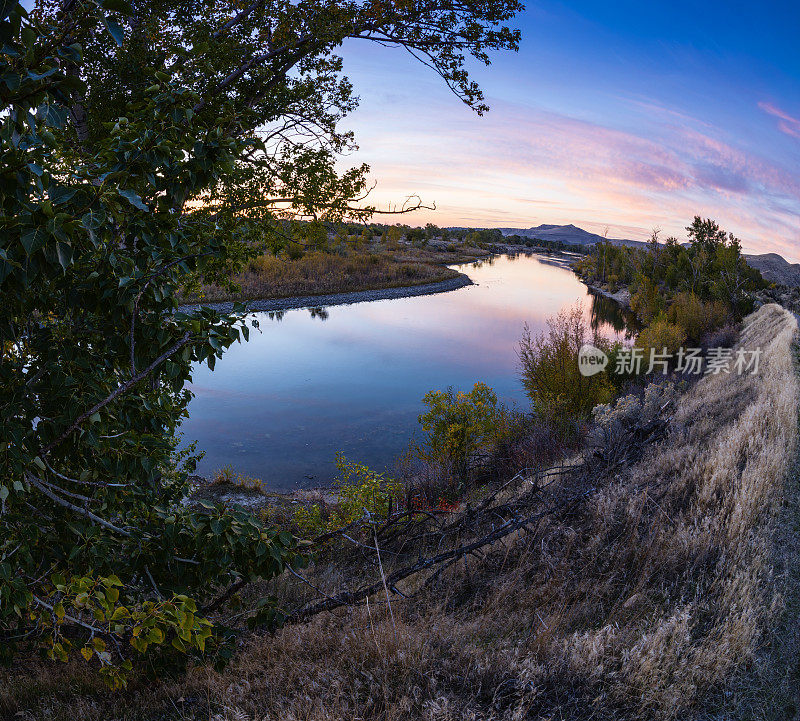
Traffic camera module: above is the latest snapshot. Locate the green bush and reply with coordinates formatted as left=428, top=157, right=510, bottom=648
left=293, top=455, right=403, bottom=536
left=518, top=305, right=615, bottom=428
left=414, top=382, right=508, bottom=484
left=666, top=292, right=730, bottom=343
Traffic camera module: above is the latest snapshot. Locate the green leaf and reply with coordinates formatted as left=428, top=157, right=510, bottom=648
left=20, top=228, right=48, bottom=255
left=42, top=103, right=68, bottom=129
left=49, top=185, right=76, bottom=205
left=103, top=16, right=125, bottom=46
left=118, top=188, right=147, bottom=210
left=82, top=209, right=106, bottom=230
left=27, top=67, right=57, bottom=81
left=56, top=242, right=73, bottom=270
left=3, top=72, right=20, bottom=91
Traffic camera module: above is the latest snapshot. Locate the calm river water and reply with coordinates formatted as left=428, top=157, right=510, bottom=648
left=180, top=253, right=630, bottom=490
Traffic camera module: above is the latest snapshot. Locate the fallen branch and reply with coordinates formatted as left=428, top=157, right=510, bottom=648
left=284, top=483, right=595, bottom=625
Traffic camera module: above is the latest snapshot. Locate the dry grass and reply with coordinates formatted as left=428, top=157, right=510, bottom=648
left=186, top=245, right=487, bottom=304
left=3, top=304, right=799, bottom=721
left=208, top=466, right=265, bottom=493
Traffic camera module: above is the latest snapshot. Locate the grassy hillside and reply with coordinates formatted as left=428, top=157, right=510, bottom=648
left=3, top=304, right=798, bottom=720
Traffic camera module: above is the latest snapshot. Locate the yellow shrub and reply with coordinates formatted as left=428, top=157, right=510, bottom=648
left=415, top=382, right=508, bottom=482
left=630, top=277, right=665, bottom=324
left=666, top=292, right=730, bottom=343
left=293, top=455, right=403, bottom=537
left=635, top=318, right=687, bottom=357
left=518, top=304, right=615, bottom=426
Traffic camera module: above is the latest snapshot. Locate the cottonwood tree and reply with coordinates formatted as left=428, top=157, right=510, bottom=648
left=0, top=0, right=521, bottom=684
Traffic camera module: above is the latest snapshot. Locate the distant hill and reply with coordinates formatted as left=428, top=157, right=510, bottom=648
left=745, top=253, right=800, bottom=287
left=467, top=223, right=800, bottom=287
left=494, top=223, right=646, bottom=248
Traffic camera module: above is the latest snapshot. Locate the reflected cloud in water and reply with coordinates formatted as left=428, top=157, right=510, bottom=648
left=181, top=253, right=632, bottom=490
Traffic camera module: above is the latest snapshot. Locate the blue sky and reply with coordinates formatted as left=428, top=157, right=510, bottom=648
left=339, top=1, right=800, bottom=259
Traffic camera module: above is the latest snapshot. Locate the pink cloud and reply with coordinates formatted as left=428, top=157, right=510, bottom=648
left=759, top=101, right=800, bottom=139
left=346, top=97, right=800, bottom=260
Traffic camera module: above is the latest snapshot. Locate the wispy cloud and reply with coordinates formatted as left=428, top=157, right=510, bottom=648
left=759, top=101, right=800, bottom=140
left=352, top=98, right=800, bottom=259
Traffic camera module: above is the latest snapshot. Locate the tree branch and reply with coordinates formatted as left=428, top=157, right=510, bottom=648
left=26, top=473, right=132, bottom=537
left=41, top=332, right=194, bottom=457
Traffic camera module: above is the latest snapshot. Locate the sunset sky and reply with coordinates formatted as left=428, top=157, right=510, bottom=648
left=339, top=1, right=800, bottom=260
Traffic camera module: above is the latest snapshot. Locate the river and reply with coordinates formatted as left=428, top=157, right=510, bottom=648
left=179, top=252, right=631, bottom=490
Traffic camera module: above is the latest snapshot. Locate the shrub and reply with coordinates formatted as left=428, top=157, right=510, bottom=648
left=589, top=381, right=679, bottom=460
left=480, top=413, right=577, bottom=485
left=293, top=455, right=403, bottom=536
left=630, top=276, right=665, bottom=324
left=210, top=465, right=264, bottom=493
left=414, top=382, right=508, bottom=484
left=635, top=318, right=687, bottom=359
left=518, top=304, right=615, bottom=428
left=666, top=292, right=730, bottom=343
left=700, top=323, right=739, bottom=350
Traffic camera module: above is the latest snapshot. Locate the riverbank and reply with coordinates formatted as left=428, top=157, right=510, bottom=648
left=7, top=304, right=798, bottom=720
left=180, top=245, right=586, bottom=314
left=581, top=280, right=632, bottom=308
left=179, top=273, right=473, bottom=313
left=181, top=242, right=491, bottom=307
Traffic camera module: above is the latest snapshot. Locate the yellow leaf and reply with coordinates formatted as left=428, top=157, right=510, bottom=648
left=80, top=646, right=94, bottom=661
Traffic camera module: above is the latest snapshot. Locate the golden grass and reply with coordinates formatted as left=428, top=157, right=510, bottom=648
left=186, top=245, right=487, bottom=304
left=3, top=304, right=798, bottom=720
left=208, top=465, right=265, bottom=494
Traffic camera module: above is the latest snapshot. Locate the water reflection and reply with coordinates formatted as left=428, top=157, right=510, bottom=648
left=308, top=306, right=330, bottom=321
left=470, top=255, right=496, bottom=269
left=588, top=292, right=638, bottom=339
left=181, top=253, right=632, bottom=490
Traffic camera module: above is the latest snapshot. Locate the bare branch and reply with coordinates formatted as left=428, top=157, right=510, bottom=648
left=41, top=332, right=194, bottom=457
left=26, top=473, right=132, bottom=537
